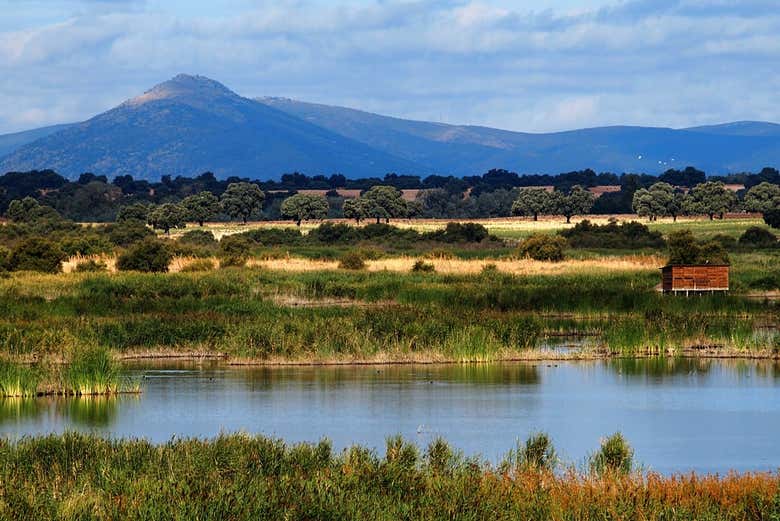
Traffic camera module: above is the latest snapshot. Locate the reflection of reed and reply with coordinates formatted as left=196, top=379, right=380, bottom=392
left=0, top=397, right=42, bottom=422
left=58, top=396, right=128, bottom=427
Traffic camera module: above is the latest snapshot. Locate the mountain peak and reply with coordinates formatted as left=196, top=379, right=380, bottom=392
left=125, top=74, right=237, bottom=107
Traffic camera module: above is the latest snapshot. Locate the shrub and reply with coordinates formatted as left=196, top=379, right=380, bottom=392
left=710, top=233, right=737, bottom=250
left=74, top=259, right=108, bottom=273
left=107, top=220, right=155, bottom=246
left=411, top=260, right=435, bottom=273
left=116, top=238, right=172, bottom=272
left=667, top=230, right=729, bottom=265
left=180, top=259, right=216, bottom=272
left=504, top=432, right=557, bottom=471
left=59, top=234, right=114, bottom=256
left=426, top=222, right=490, bottom=243
left=339, top=252, right=366, bottom=270
left=308, top=223, right=359, bottom=244
left=560, top=220, right=665, bottom=249
left=517, top=234, right=566, bottom=262
left=240, top=228, right=304, bottom=246
left=480, top=263, right=499, bottom=276
left=218, top=235, right=253, bottom=268
left=0, top=246, right=9, bottom=271
left=764, top=209, right=780, bottom=229
left=7, top=237, right=67, bottom=273
left=590, top=432, right=633, bottom=475
left=179, top=229, right=216, bottom=247
left=738, top=226, right=777, bottom=248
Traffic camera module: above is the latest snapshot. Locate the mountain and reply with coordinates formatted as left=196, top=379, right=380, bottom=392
left=0, top=75, right=421, bottom=180
left=258, top=97, right=780, bottom=175
left=2, top=74, right=780, bottom=179
left=0, top=124, right=75, bottom=158
left=683, top=121, right=780, bottom=137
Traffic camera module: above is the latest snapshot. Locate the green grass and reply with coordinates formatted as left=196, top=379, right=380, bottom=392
left=0, top=432, right=776, bottom=520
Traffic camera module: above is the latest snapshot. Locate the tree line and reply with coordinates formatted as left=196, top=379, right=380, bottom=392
left=1, top=167, right=779, bottom=224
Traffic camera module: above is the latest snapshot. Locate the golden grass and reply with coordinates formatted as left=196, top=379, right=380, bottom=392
left=59, top=253, right=662, bottom=276
left=249, top=255, right=663, bottom=275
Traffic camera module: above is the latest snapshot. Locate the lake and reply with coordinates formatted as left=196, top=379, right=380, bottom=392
left=1, top=358, right=779, bottom=474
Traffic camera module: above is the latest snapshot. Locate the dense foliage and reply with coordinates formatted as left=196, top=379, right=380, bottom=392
left=2, top=167, right=778, bottom=222
left=560, top=220, right=666, bottom=249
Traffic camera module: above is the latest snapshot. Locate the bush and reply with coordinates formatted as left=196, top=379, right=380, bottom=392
left=178, top=230, right=216, bottom=247
left=107, top=220, right=155, bottom=246
left=74, top=259, right=108, bottom=273
left=240, top=228, right=304, bottom=246
left=180, top=259, right=216, bottom=272
left=504, top=432, right=557, bottom=471
left=517, top=234, right=566, bottom=262
left=560, top=220, right=665, bottom=249
left=738, top=226, right=777, bottom=248
left=667, top=230, right=729, bottom=265
left=308, top=223, right=359, bottom=244
left=0, top=246, right=9, bottom=271
left=59, top=234, right=114, bottom=256
left=7, top=237, right=67, bottom=273
left=339, top=252, right=366, bottom=270
left=590, top=432, right=633, bottom=475
left=710, top=233, right=737, bottom=250
left=218, top=235, right=253, bottom=268
left=411, top=260, right=435, bottom=273
left=764, top=209, right=780, bottom=229
left=116, top=238, right=172, bottom=272
left=426, top=222, right=490, bottom=243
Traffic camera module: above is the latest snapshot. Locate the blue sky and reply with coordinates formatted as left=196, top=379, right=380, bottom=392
left=1, top=0, right=779, bottom=134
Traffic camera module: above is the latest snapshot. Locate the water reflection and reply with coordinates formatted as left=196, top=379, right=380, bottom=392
left=0, top=359, right=778, bottom=474
left=59, top=397, right=120, bottom=427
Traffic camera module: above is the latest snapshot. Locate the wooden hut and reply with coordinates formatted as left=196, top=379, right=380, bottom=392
left=660, top=265, right=729, bottom=294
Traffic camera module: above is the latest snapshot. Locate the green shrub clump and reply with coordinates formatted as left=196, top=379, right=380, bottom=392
left=7, top=237, right=67, bottom=273
left=74, top=259, right=108, bottom=273
left=517, top=234, right=566, bottom=262
left=667, top=230, right=729, bottom=265
left=560, top=220, right=665, bottom=249
left=764, top=209, right=780, bottom=230
left=218, top=235, right=253, bottom=268
left=339, top=252, right=366, bottom=270
left=411, top=260, right=435, bottom=273
left=738, top=226, right=777, bottom=248
left=590, top=432, right=633, bottom=475
left=116, top=238, right=172, bottom=272
left=180, top=259, right=216, bottom=272
left=178, top=229, right=216, bottom=246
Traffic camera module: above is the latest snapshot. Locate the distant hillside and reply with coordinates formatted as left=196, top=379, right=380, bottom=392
left=259, top=97, right=780, bottom=175
left=0, top=75, right=421, bottom=180
left=2, top=73, right=780, bottom=179
left=0, top=124, right=75, bottom=158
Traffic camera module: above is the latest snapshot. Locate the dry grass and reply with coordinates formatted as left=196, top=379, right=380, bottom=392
left=249, top=255, right=663, bottom=275
left=60, top=253, right=662, bottom=276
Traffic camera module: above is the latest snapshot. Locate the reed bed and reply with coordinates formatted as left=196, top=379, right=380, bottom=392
left=0, top=348, right=138, bottom=398
left=0, top=268, right=776, bottom=363
left=0, top=432, right=776, bottom=520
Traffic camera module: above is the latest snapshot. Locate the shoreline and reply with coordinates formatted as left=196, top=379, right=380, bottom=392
left=113, top=347, right=780, bottom=366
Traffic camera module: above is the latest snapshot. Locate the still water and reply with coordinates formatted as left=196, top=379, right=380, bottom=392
left=1, top=358, right=779, bottom=474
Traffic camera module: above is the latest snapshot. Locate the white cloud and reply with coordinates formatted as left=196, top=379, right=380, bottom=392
left=0, top=0, right=779, bottom=133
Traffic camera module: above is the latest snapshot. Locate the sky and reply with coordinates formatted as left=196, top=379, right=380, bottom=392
left=1, top=0, right=779, bottom=135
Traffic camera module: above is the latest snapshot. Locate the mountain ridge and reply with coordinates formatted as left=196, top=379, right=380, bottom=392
left=2, top=74, right=780, bottom=179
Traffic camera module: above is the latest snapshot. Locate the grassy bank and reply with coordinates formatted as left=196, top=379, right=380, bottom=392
left=0, top=432, right=776, bottom=520
left=0, top=266, right=777, bottom=364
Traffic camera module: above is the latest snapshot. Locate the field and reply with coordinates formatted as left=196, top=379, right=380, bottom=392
left=164, top=214, right=768, bottom=241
